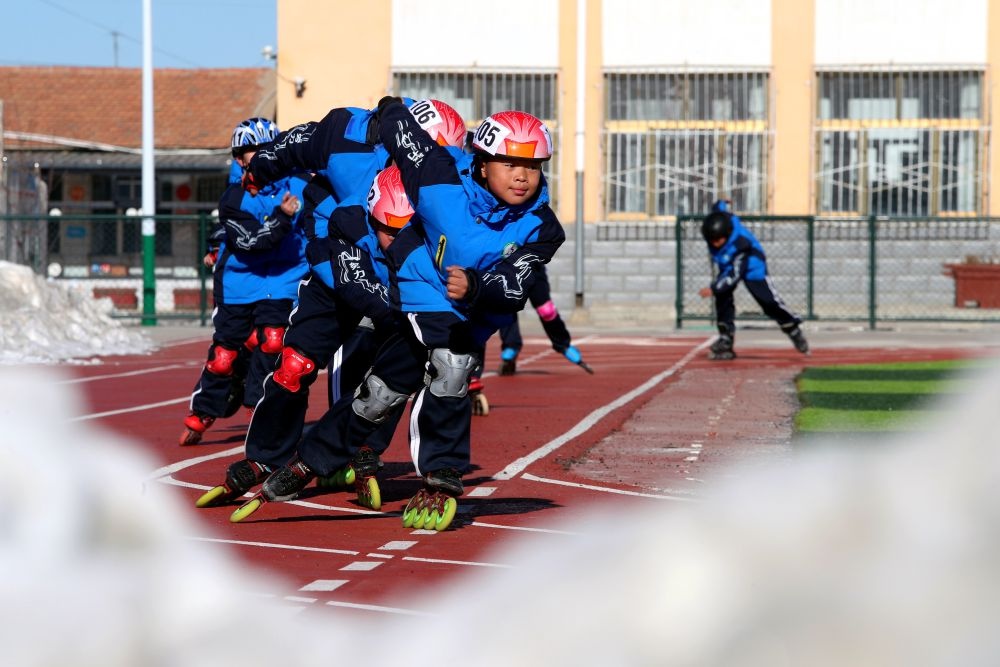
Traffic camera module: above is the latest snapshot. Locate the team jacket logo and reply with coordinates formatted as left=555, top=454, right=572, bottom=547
left=395, top=120, right=425, bottom=169
left=257, top=123, right=316, bottom=161
left=502, top=242, right=519, bottom=258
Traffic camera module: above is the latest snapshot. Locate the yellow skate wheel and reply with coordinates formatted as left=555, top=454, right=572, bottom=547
left=195, top=485, right=228, bottom=508
left=316, top=466, right=355, bottom=489
left=412, top=506, right=431, bottom=530
left=230, top=497, right=263, bottom=523
left=356, top=477, right=381, bottom=511
left=432, top=497, right=458, bottom=531
left=402, top=490, right=428, bottom=528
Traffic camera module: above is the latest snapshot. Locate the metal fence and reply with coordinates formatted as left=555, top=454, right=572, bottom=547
left=1, top=213, right=214, bottom=323
left=6, top=212, right=1000, bottom=327
left=675, top=215, right=1000, bottom=327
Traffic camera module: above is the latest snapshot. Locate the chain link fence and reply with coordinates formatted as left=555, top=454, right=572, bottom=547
left=676, top=215, right=1000, bottom=327
left=5, top=212, right=1000, bottom=327
left=1, top=213, right=214, bottom=323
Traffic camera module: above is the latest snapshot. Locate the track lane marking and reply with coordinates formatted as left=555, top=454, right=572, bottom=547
left=58, top=363, right=195, bottom=384
left=492, top=338, right=712, bottom=481
left=187, top=536, right=359, bottom=556
left=324, top=600, right=434, bottom=616
left=519, top=472, right=698, bottom=501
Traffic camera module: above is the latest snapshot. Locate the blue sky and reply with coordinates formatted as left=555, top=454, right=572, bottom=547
left=3, top=0, right=277, bottom=69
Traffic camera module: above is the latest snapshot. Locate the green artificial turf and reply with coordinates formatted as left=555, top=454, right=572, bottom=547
left=794, top=359, right=981, bottom=433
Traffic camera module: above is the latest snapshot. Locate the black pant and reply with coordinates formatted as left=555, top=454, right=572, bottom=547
left=299, top=311, right=477, bottom=478
left=243, top=275, right=380, bottom=467
left=714, top=276, right=801, bottom=337
left=189, top=299, right=292, bottom=418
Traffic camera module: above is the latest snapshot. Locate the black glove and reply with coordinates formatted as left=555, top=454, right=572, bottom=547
left=366, top=96, right=403, bottom=145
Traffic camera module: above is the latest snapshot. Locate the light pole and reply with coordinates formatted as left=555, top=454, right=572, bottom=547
left=141, top=0, right=156, bottom=325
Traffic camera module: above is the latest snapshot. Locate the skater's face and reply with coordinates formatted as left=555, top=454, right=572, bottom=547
left=376, top=228, right=397, bottom=250
left=709, top=236, right=727, bottom=249
left=480, top=157, right=542, bottom=206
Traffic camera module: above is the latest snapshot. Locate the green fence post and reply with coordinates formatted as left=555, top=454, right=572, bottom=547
left=867, top=215, right=877, bottom=330
left=675, top=214, right=684, bottom=329
left=141, top=214, right=157, bottom=326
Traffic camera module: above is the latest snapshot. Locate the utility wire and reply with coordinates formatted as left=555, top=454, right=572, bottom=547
left=38, top=0, right=203, bottom=67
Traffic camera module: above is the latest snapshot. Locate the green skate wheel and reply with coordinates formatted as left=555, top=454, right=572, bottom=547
left=230, top=496, right=263, bottom=523
left=412, top=506, right=431, bottom=530
left=402, top=505, right=419, bottom=528
left=356, top=477, right=381, bottom=511
left=195, top=485, right=229, bottom=508
left=316, top=466, right=355, bottom=489
left=432, top=497, right=457, bottom=531
left=402, top=491, right=427, bottom=528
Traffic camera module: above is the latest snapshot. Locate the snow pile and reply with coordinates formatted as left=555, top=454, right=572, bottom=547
left=0, top=261, right=154, bottom=364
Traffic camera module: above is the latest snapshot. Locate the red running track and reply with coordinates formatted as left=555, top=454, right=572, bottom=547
left=62, top=330, right=986, bottom=618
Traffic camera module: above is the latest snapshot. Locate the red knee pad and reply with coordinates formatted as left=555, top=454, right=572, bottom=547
left=244, top=329, right=259, bottom=351
left=272, top=347, right=316, bottom=393
left=260, top=326, right=286, bottom=354
left=536, top=299, right=558, bottom=322
left=205, top=345, right=239, bottom=376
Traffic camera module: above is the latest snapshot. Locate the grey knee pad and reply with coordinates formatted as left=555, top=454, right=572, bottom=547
left=425, top=348, right=478, bottom=398
left=352, top=373, right=408, bottom=424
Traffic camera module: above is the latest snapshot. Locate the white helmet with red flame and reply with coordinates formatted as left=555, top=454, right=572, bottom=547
left=407, top=99, right=467, bottom=148
left=366, top=165, right=414, bottom=233
left=471, top=110, right=552, bottom=161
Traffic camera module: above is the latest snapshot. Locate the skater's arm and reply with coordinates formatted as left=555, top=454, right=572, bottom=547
left=307, top=237, right=393, bottom=325
left=452, top=210, right=566, bottom=313
left=246, top=108, right=356, bottom=188
left=217, top=187, right=293, bottom=253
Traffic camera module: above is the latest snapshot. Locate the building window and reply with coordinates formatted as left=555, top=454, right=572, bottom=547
left=815, top=67, right=986, bottom=216
left=392, top=68, right=560, bottom=206
left=603, top=68, right=771, bottom=219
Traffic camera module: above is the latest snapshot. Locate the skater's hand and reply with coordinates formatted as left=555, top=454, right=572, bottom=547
left=446, top=265, right=470, bottom=300
left=202, top=249, right=218, bottom=268
left=279, top=191, right=301, bottom=216
left=698, top=287, right=712, bottom=299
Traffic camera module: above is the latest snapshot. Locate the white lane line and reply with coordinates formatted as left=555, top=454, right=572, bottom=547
left=325, top=600, right=435, bottom=616
left=149, top=446, right=245, bottom=478
left=493, top=338, right=712, bottom=481
left=367, top=553, right=394, bottom=559
left=467, top=486, right=496, bottom=497
left=57, top=363, right=194, bottom=384
left=341, top=561, right=382, bottom=571
left=379, top=541, right=418, bottom=551
left=301, top=580, right=348, bottom=592
left=470, top=520, right=581, bottom=535
left=284, top=596, right=317, bottom=604
left=402, top=556, right=513, bottom=569
left=71, top=396, right=191, bottom=421
left=519, top=472, right=699, bottom=501
left=187, top=536, right=359, bottom=556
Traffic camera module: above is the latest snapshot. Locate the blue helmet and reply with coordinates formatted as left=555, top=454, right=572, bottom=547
left=231, top=117, right=279, bottom=156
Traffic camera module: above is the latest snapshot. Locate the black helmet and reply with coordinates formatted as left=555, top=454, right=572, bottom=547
left=701, top=211, right=733, bottom=243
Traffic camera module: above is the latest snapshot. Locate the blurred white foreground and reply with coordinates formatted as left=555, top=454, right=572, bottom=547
left=3, top=259, right=999, bottom=665
left=0, top=261, right=153, bottom=363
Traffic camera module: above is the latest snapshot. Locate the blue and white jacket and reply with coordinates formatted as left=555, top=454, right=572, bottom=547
left=305, top=193, right=394, bottom=328
left=247, top=106, right=390, bottom=208
left=212, top=174, right=313, bottom=304
left=374, top=101, right=565, bottom=326
left=706, top=208, right=769, bottom=295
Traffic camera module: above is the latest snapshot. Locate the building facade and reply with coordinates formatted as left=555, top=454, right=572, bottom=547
left=273, top=0, right=1000, bottom=221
